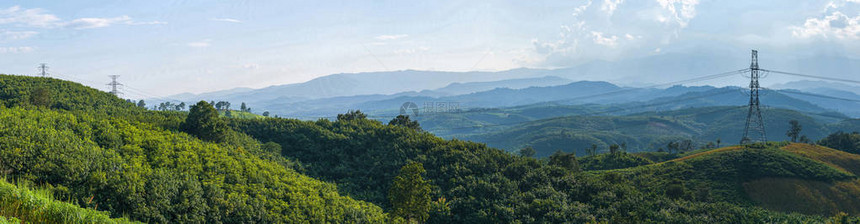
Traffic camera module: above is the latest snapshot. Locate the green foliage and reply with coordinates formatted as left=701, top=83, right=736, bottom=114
left=181, top=101, right=228, bottom=142
left=453, top=106, right=857, bottom=156
left=627, top=144, right=853, bottom=205
left=547, top=150, right=580, bottom=172
left=0, top=178, right=137, bottom=224
left=787, top=120, right=802, bottom=142
left=818, top=131, right=860, bottom=154
left=579, top=152, right=653, bottom=171
left=337, top=110, right=367, bottom=121
left=229, top=116, right=852, bottom=223
left=0, top=75, right=386, bottom=223
left=218, top=110, right=263, bottom=119
left=0, top=107, right=386, bottom=223
left=389, top=162, right=432, bottom=223
left=519, top=146, right=536, bottom=157
left=389, top=115, right=422, bottom=131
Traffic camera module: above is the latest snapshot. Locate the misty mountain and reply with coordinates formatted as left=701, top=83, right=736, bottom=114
left=771, top=80, right=860, bottom=95
left=165, top=69, right=566, bottom=105
left=433, top=76, right=571, bottom=95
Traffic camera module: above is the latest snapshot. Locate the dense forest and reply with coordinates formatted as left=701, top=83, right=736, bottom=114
left=0, top=74, right=858, bottom=223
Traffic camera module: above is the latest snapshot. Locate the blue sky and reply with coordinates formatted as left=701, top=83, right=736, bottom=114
left=0, top=0, right=858, bottom=98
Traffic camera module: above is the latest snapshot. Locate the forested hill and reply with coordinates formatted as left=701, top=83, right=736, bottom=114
left=230, top=113, right=859, bottom=223
left=0, top=74, right=386, bottom=223
left=0, top=74, right=857, bottom=223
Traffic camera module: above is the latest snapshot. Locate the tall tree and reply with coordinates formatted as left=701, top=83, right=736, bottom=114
left=548, top=150, right=580, bottom=172
left=137, top=100, right=146, bottom=108
left=519, top=146, right=536, bottom=158
left=240, top=102, right=247, bottom=112
left=389, top=162, right=432, bottom=223
left=337, top=110, right=367, bottom=121
left=388, top=115, right=421, bottom=131
left=180, top=101, right=228, bottom=142
left=787, top=120, right=802, bottom=142
left=609, top=144, right=620, bottom=154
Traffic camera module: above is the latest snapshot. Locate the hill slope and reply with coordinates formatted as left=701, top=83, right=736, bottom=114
left=0, top=75, right=386, bottom=223
left=622, top=142, right=860, bottom=216
left=0, top=178, right=136, bottom=224
left=230, top=115, right=856, bottom=223
left=744, top=144, right=860, bottom=215
left=460, top=106, right=858, bottom=157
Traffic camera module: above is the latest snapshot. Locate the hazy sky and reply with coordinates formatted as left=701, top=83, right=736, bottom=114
left=0, top=0, right=858, bottom=98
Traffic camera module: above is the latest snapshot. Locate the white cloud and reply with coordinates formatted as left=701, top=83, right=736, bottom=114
left=0, top=46, right=34, bottom=53
left=0, top=6, right=60, bottom=28
left=529, top=0, right=702, bottom=66
left=0, top=6, right=164, bottom=29
left=591, top=31, right=619, bottom=47
left=65, top=16, right=131, bottom=29
left=188, top=39, right=212, bottom=48
left=656, top=0, right=700, bottom=28
left=375, top=34, right=408, bottom=41
left=393, top=46, right=430, bottom=55
left=601, top=0, right=624, bottom=16
left=0, top=30, right=37, bottom=40
left=241, top=63, right=259, bottom=69
left=572, top=0, right=593, bottom=17
left=211, top=18, right=242, bottom=23
left=791, top=11, right=860, bottom=40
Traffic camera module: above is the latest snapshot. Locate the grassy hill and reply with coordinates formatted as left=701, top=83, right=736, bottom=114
left=0, top=178, right=137, bottom=224
left=619, top=142, right=860, bottom=216
left=459, top=106, right=859, bottom=157
left=744, top=143, right=860, bottom=215
left=0, top=75, right=386, bottom=223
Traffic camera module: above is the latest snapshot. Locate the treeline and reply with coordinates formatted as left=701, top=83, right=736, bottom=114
left=229, top=110, right=854, bottom=223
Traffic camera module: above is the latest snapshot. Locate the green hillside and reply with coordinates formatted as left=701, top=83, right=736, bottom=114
left=2, top=74, right=858, bottom=223
left=230, top=114, right=857, bottom=223
left=0, top=75, right=386, bottom=223
left=460, top=106, right=859, bottom=157
left=620, top=142, right=860, bottom=216
left=0, top=178, right=137, bottom=224
left=218, top=110, right=265, bottom=119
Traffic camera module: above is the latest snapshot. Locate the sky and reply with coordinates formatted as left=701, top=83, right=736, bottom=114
left=0, top=0, right=858, bottom=99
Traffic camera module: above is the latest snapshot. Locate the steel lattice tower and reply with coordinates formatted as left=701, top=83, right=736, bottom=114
left=741, top=50, right=766, bottom=144
left=107, top=75, right=123, bottom=96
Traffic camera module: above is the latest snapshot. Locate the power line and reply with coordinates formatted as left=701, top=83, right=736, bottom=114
left=762, top=69, right=860, bottom=85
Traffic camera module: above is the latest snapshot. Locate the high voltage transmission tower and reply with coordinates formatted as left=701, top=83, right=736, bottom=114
left=37, top=63, right=49, bottom=77
left=741, top=50, right=766, bottom=144
left=107, top=75, right=123, bottom=96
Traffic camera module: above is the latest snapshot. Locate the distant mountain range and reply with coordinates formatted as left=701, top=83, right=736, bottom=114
left=157, top=52, right=860, bottom=119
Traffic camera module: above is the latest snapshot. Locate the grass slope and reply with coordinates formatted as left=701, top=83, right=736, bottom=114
left=742, top=144, right=860, bottom=215
left=0, top=178, right=136, bottom=224
left=625, top=143, right=853, bottom=208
